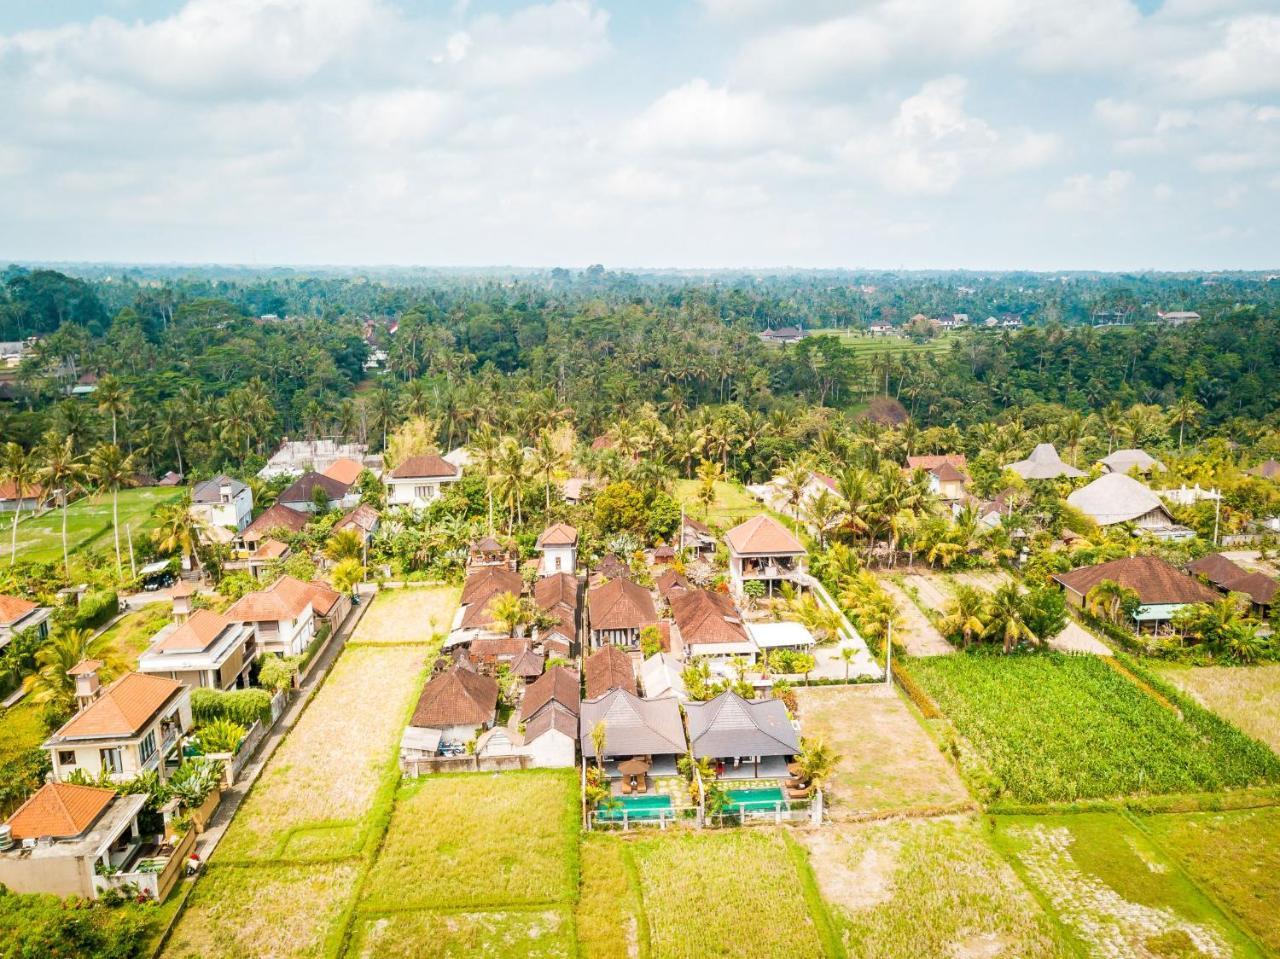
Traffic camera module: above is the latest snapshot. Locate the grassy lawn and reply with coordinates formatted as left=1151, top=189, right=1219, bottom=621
left=215, top=643, right=430, bottom=861
left=349, top=585, right=461, bottom=645
left=908, top=653, right=1280, bottom=804
left=576, top=836, right=646, bottom=959
left=98, top=602, right=172, bottom=665
left=992, top=812, right=1266, bottom=958
left=795, top=684, right=970, bottom=816
left=161, top=861, right=359, bottom=959
left=627, top=829, right=837, bottom=959
left=1, top=487, right=183, bottom=564
left=808, top=815, right=1071, bottom=959
left=672, top=479, right=764, bottom=529
left=360, top=769, right=579, bottom=911
left=0, top=699, right=47, bottom=769
left=1150, top=663, right=1280, bottom=756
left=349, top=907, right=575, bottom=959
left=1140, top=808, right=1280, bottom=954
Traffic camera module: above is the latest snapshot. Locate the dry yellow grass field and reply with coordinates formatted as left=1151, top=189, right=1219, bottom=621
left=161, top=861, right=359, bottom=959
left=796, top=684, right=970, bottom=816
left=216, top=643, right=429, bottom=860
left=349, top=584, right=461, bottom=644
left=1151, top=663, right=1280, bottom=755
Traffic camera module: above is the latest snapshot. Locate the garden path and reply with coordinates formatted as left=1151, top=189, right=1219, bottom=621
left=878, top=578, right=954, bottom=657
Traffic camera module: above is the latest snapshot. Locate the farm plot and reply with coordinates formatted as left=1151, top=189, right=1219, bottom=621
left=878, top=578, right=953, bottom=656
left=215, top=643, right=429, bottom=861
left=807, top=815, right=1071, bottom=959
left=672, top=479, right=766, bottom=528
left=360, top=770, right=580, bottom=912
left=795, top=684, right=969, bottom=816
left=2, top=486, right=182, bottom=563
left=627, top=829, right=839, bottom=959
left=576, top=836, right=647, bottom=959
left=908, top=654, right=1280, bottom=804
left=348, top=907, right=576, bottom=959
left=350, top=585, right=461, bottom=645
left=1151, top=663, right=1280, bottom=756
left=993, top=813, right=1266, bottom=959
left=1140, top=807, right=1280, bottom=954
left=162, top=861, right=359, bottom=959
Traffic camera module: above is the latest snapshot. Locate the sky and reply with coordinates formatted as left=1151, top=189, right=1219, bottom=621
left=1, top=0, right=1278, bottom=270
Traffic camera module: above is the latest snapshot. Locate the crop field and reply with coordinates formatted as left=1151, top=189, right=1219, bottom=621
left=349, top=908, right=576, bottom=959
left=1140, top=808, right=1280, bottom=954
left=807, top=815, right=1070, bottom=959
left=627, top=829, right=839, bottom=958
left=1, top=486, right=183, bottom=563
left=350, top=585, right=461, bottom=645
left=993, top=813, right=1266, bottom=959
left=162, top=861, right=360, bottom=959
left=360, top=770, right=580, bottom=911
left=795, top=684, right=970, bottom=816
left=576, top=836, right=646, bottom=959
left=215, top=643, right=429, bottom=861
left=672, top=479, right=764, bottom=528
left=908, top=653, right=1280, bottom=803
left=1151, top=663, right=1280, bottom=755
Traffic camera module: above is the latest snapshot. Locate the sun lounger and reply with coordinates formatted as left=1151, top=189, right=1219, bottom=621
left=786, top=784, right=813, bottom=800
left=621, top=777, right=633, bottom=795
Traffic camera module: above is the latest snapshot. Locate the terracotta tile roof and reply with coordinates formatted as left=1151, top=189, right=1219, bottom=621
left=170, top=582, right=196, bottom=598
left=521, top=665, right=581, bottom=721
left=5, top=783, right=116, bottom=840
left=724, top=515, right=805, bottom=555
left=335, top=503, right=379, bottom=535
left=54, top=672, right=184, bottom=740
left=0, top=594, right=38, bottom=625
left=1053, top=556, right=1220, bottom=606
left=0, top=480, right=44, bottom=501
left=682, top=516, right=712, bottom=536
left=225, top=575, right=316, bottom=623
left=670, top=589, right=749, bottom=648
left=242, top=503, right=309, bottom=542
left=584, top=645, right=637, bottom=699
left=389, top=454, right=457, bottom=479
left=812, top=471, right=839, bottom=492
left=468, top=637, right=529, bottom=661
left=304, top=579, right=343, bottom=617
left=67, top=659, right=103, bottom=676
left=1188, top=554, right=1277, bottom=605
left=534, top=573, right=580, bottom=611
left=153, top=609, right=236, bottom=653
left=931, top=462, right=968, bottom=483
left=655, top=569, right=691, bottom=601
left=524, top=701, right=578, bottom=743
left=1247, top=459, right=1280, bottom=480
left=279, top=471, right=349, bottom=504
left=594, top=554, right=631, bottom=582
left=471, top=535, right=505, bottom=554
left=536, top=523, right=578, bottom=547
left=251, top=539, right=289, bottom=561
left=906, top=454, right=968, bottom=472
left=322, top=458, right=365, bottom=485
left=462, top=567, right=524, bottom=606
left=588, top=578, right=657, bottom=632
left=511, top=648, right=545, bottom=678
left=410, top=667, right=497, bottom=728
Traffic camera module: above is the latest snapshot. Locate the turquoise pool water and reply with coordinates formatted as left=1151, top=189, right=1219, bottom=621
left=596, top=794, right=674, bottom=821
left=725, top=787, right=786, bottom=811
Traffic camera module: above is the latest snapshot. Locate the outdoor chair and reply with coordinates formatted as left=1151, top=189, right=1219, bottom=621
left=635, top=773, right=648, bottom=794
left=786, top=784, right=813, bottom=800
left=621, top=777, right=633, bottom=795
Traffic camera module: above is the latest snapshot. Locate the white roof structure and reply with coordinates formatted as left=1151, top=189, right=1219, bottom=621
left=1100, top=449, right=1165, bottom=475
left=747, top=621, right=816, bottom=650
left=1067, top=473, right=1174, bottom=527
left=400, top=726, right=442, bottom=755
left=1007, top=444, right=1086, bottom=480
left=640, top=653, right=688, bottom=701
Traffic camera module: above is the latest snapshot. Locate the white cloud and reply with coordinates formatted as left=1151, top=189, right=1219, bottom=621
left=1193, top=151, right=1268, bottom=173
left=595, top=166, right=683, bottom=202
left=450, top=1, right=610, bottom=88
left=1168, top=15, right=1280, bottom=99
left=625, top=79, right=786, bottom=155
left=1094, top=97, right=1148, bottom=134
left=1046, top=170, right=1134, bottom=212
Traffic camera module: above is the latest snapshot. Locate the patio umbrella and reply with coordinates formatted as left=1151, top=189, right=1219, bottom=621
left=617, top=757, right=651, bottom=776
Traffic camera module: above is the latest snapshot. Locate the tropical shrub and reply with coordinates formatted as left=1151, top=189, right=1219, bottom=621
left=196, top=718, right=247, bottom=754
left=189, top=687, right=272, bottom=727
left=167, top=758, right=224, bottom=808
left=0, top=889, right=153, bottom=959
left=257, top=655, right=300, bottom=693
left=70, top=590, right=119, bottom=629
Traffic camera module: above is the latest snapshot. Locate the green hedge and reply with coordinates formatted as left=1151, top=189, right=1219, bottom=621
left=72, top=590, right=119, bottom=629
left=190, top=687, right=272, bottom=727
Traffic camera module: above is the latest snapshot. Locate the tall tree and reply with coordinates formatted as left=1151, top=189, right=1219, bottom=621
left=1, top=442, right=36, bottom=567
left=88, top=443, right=137, bottom=575
left=36, top=434, right=85, bottom=574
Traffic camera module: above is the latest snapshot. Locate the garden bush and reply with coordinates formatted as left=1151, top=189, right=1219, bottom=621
left=0, top=889, right=153, bottom=959
left=71, top=590, right=119, bottom=629
left=190, top=687, right=272, bottom=727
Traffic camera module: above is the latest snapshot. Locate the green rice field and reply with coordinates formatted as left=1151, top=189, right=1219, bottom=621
left=2, top=487, right=183, bottom=563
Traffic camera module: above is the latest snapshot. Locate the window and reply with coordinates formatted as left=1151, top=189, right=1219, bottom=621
left=100, top=747, right=123, bottom=775
left=414, top=485, right=429, bottom=500
left=138, top=731, right=157, bottom=764
left=58, top=750, right=76, bottom=766
left=554, top=555, right=562, bottom=571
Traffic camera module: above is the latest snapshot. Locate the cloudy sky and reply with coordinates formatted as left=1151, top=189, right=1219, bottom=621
left=1, top=0, right=1278, bottom=269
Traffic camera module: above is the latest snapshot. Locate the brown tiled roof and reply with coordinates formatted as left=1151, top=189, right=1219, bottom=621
left=1247, top=459, right=1280, bottom=480
left=596, top=554, right=631, bottom=581
left=67, top=659, right=103, bottom=676
left=0, top=594, right=38, bottom=625
left=1229, top=572, right=1278, bottom=605
left=521, top=665, right=581, bottom=721
left=536, top=523, right=578, bottom=547
left=334, top=503, right=379, bottom=535
left=655, top=569, right=691, bottom=601
left=5, top=783, right=115, bottom=840
left=410, top=667, right=497, bottom=728
left=0, top=480, right=44, bottom=501
left=584, top=645, right=637, bottom=699
left=153, top=609, right=236, bottom=653
left=682, top=516, right=712, bottom=536
left=534, top=573, right=580, bottom=611
left=251, top=539, right=289, bottom=560
left=461, top=567, right=523, bottom=606
left=468, top=637, right=529, bottom=661
left=471, top=535, right=504, bottom=554
left=225, top=575, right=315, bottom=623
left=588, top=577, right=656, bottom=632
left=906, top=454, right=968, bottom=472
left=931, top=462, right=968, bottom=483
left=511, top=649, right=545, bottom=678
left=170, top=582, right=196, bottom=598
left=524, top=701, right=578, bottom=743
left=1188, top=554, right=1277, bottom=605
left=390, top=454, right=457, bottom=479
left=1053, top=556, right=1220, bottom=606
left=279, top=471, right=348, bottom=503
left=304, top=580, right=343, bottom=617
left=322, top=458, right=365, bottom=485
left=54, top=672, right=184, bottom=740
left=670, top=589, right=749, bottom=647
left=724, top=515, right=805, bottom=555
left=242, top=503, right=309, bottom=542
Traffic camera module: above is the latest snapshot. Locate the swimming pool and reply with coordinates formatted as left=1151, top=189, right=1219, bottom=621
left=595, top=794, right=674, bottom=822
left=724, top=787, right=787, bottom=811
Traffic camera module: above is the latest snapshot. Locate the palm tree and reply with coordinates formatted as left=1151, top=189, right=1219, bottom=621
left=152, top=498, right=203, bottom=572
left=1, top=442, right=36, bottom=567
left=331, top=557, right=365, bottom=595
left=1085, top=580, right=1138, bottom=626
left=324, top=529, right=363, bottom=564
left=467, top=421, right=502, bottom=534
left=529, top=428, right=568, bottom=513
left=158, top=399, right=188, bottom=477
left=1167, top=396, right=1204, bottom=450
left=776, top=457, right=813, bottom=525
left=28, top=626, right=115, bottom=711
left=37, top=434, right=85, bottom=574
left=694, top=459, right=722, bottom=520
left=938, top=584, right=990, bottom=650
left=589, top=720, right=608, bottom=770
left=494, top=437, right=528, bottom=531
left=804, top=490, right=844, bottom=548
left=796, top=736, right=840, bottom=788
left=88, top=443, right=136, bottom=575
left=839, top=646, right=857, bottom=681
left=489, top=592, right=533, bottom=637
left=94, top=375, right=130, bottom=446
left=984, top=583, right=1036, bottom=653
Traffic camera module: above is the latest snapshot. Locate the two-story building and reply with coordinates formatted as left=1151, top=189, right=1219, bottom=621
left=535, top=523, right=578, bottom=576
left=724, top=515, right=807, bottom=598
left=44, top=667, right=191, bottom=783
left=384, top=454, right=461, bottom=509
left=224, top=575, right=317, bottom=657
left=190, top=475, right=253, bottom=532
left=0, top=594, right=52, bottom=652
left=137, top=609, right=255, bottom=690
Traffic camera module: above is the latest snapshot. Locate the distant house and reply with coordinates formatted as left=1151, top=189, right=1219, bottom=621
left=520, top=665, right=580, bottom=725
left=1247, top=460, right=1280, bottom=482
left=640, top=652, right=688, bottom=702
left=384, top=454, right=461, bottom=509
left=1067, top=474, right=1177, bottom=530
left=579, top=688, right=686, bottom=772
left=685, top=690, right=800, bottom=779
left=510, top=648, right=545, bottom=682
left=247, top=539, right=289, bottom=579
left=536, top=524, right=578, bottom=577
left=520, top=702, right=579, bottom=768
left=45, top=668, right=191, bottom=784
left=670, top=589, right=755, bottom=659
left=724, top=515, right=807, bottom=597
left=759, top=325, right=807, bottom=344
left=277, top=471, right=352, bottom=513
left=322, top=457, right=366, bottom=486
left=1100, top=449, right=1165, bottom=476
left=408, top=667, right=499, bottom=747
left=655, top=568, right=691, bottom=603
left=584, top=644, right=637, bottom=699
left=0, top=594, right=52, bottom=651
left=677, top=515, right=716, bottom=556
left=468, top=535, right=514, bottom=571
left=1158, top=310, right=1200, bottom=326
left=1187, top=553, right=1277, bottom=615
left=0, top=479, right=44, bottom=514
left=588, top=577, right=657, bottom=649
left=137, top=609, right=254, bottom=690
left=334, top=503, right=380, bottom=543
left=747, top=621, right=817, bottom=654
left=468, top=637, right=530, bottom=667
left=190, top=475, right=253, bottom=532
left=451, top=567, right=524, bottom=642
left=239, top=502, right=309, bottom=550
left=906, top=454, right=969, bottom=501
left=258, top=438, right=372, bottom=480
left=867, top=323, right=895, bottom=336
left=224, top=575, right=318, bottom=656
left=1006, top=444, right=1085, bottom=481
left=562, top=477, right=595, bottom=504
left=1052, top=556, right=1219, bottom=630
left=533, top=571, right=580, bottom=648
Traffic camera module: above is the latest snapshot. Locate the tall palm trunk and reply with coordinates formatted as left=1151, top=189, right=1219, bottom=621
left=9, top=501, right=21, bottom=567
left=111, top=487, right=122, bottom=573
left=61, top=494, right=70, bottom=574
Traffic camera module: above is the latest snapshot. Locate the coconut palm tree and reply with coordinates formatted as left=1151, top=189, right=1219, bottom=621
left=984, top=583, right=1037, bottom=653
left=776, top=457, right=814, bottom=525
left=803, top=489, right=845, bottom=548
left=37, top=434, right=86, bottom=574
left=1, top=442, right=36, bottom=567
left=88, top=443, right=136, bottom=575
left=1167, top=396, right=1204, bottom=450
left=1085, top=580, right=1138, bottom=626
left=324, top=529, right=363, bottom=564
left=488, top=592, right=534, bottom=638
left=152, top=498, right=204, bottom=572
left=529, top=428, right=568, bottom=513
left=94, top=375, right=130, bottom=446
left=694, top=459, right=722, bottom=520
left=938, top=584, right=990, bottom=650
left=467, top=421, right=502, bottom=534
left=27, top=626, right=115, bottom=712
left=796, top=736, right=840, bottom=788
left=493, top=437, right=528, bottom=531
left=589, top=720, right=608, bottom=770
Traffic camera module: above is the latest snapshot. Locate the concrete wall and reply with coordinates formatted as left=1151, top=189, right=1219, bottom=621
left=0, top=852, right=92, bottom=898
